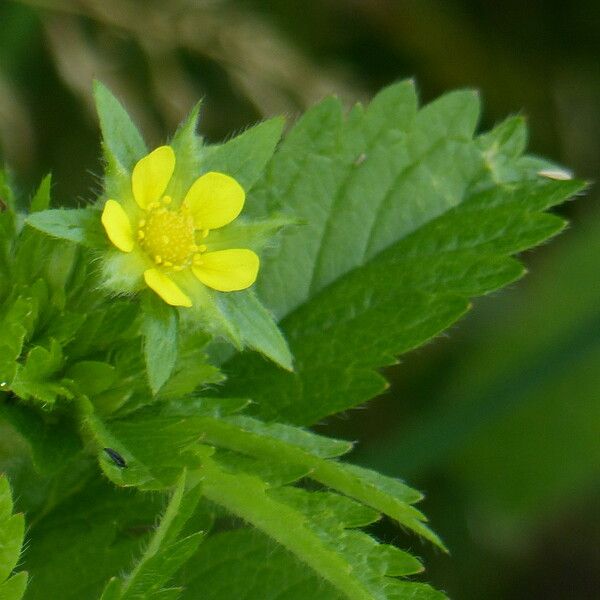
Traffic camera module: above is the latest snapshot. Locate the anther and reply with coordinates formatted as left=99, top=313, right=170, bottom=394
left=199, top=244, right=207, bottom=252
left=154, top=255, right=162, bottom=264
left=138, top=230, right=145, bottom=240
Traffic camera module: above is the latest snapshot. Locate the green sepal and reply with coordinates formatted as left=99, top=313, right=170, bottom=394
left=26, top=208, right=107, bottom=248
left=141, top=292, right=179, bottom=395
left=201, top=117, right=285, bottom=192
left=93, top=80, right=147, bottom=171
left=218, top=290, right=293, bottom=371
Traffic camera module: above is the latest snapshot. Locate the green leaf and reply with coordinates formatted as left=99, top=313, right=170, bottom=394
left=29, top=174, right=52, bottom=213
left=93, top=80, right=147, bottom=171
left=26, top=208, right=106, bottom=248
left=0, top=402, right=81, bottom=475
left=100, top=472, right=205, bottom=600
left=201, top=117, right=285, bottom=192
left=166, top=102, right=203, bottom=201
left=199, top=456, right=445, bottom=600
left=82, top=396, right=442, bottom=550
left=66, top=361, right=118, bottom=397
left=80, top=398, right=210, bottom=489
left=180, top=529, right=343, bottom=599
left=194, top=414, right=441, bottom=547
left=0, top=476, right=28, bottom=599
left=156, top=332, right=224, bottom=402
left=218, top=291, right=293, bottom=371
left=218, top=81, right=585, bottom=425
left=375, top=214, right=600, bottom=531
left=10, top=339, right=72, bottom=405
left=20, top=479, right=164, bottom=600
left=0, top=296, right=31, bottom=384
left=0, top=571, right=28, bottom=600
left=141, top=293, right=179, bottom=394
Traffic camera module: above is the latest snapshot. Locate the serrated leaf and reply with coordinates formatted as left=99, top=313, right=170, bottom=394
left=10, top=339, right=72, bottom=405
left=199, top=457, right=445, bottom=600
left=379, top=213, right=600, bottom=529
left=141, top=293, right=179, bottom=394
left=0, top=476, right=27, bottom=598
left=0, top=298, right=29, bottom=384
left=93, top=80, right=147, bottom=171
left=80, top=399, right=210, bottom=489
left=217, top=81, right=585, bottom=425
left=26, top=208, right=106, bottom=248
left=194, top=414, right=442, bottom=548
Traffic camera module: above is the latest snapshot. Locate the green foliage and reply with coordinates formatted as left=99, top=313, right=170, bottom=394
left=0, top=81, right=585, bottom=599
left=11, top=339, right=71, bottom=405
left=376, top=214, right=600, bottom=530
left=219, top=82, right=584, bottom=425
left=99, top=473, right=205, bottom=600
left=21, top=481, right=165, bottom=600
left=0, top=476, right=28, bottom=600
left=25, top=87, right=292, bottom=374
left=141, top=293, right=179, bottom=394
left=25, top=208, right=106, bottom=248
left=93, top=80, right=147, bottom=171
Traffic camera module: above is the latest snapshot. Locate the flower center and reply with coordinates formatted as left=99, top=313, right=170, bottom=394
left=138, top=199, right=197, bottom=268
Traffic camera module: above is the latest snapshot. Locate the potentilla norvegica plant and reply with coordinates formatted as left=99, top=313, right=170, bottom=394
left=0, top=80, right=585, bottom=599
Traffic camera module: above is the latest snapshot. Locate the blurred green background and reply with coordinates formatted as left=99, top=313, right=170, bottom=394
left=0, top=0, right=598, bottom=597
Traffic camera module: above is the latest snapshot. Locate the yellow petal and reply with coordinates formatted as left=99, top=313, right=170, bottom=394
left=184, top=172, right=245, bottom=230
left=101, top=200, right=134, bottom=252
left=192, top=249, right=259, bottom=292
left=143, top=268, right=192, bottom=307
left=132, top=146, right=175, bottom=209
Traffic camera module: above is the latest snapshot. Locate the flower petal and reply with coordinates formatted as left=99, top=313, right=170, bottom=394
left=184, top=172, right=245, bottom=230
left=192, top=249, right=259, bottom=292
left=144, top=268, right=192, bottom=307
left=132, top=146, right=175, bottom=209
left=101, top=200, right=134, bottom=252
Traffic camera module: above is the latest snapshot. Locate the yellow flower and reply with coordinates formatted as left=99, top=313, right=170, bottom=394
left=100, top=145, right=259, bottom=308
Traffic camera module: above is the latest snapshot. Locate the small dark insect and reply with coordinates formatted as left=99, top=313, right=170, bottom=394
left=0, top=198, right=7, bottom=212
left=103, top=447, right=127, bottom=468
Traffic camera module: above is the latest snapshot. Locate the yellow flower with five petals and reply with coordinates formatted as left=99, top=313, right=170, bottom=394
left=101, top=145, right=259, bottom=307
